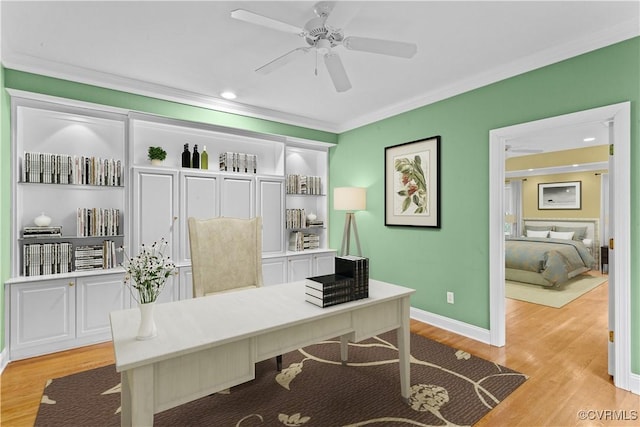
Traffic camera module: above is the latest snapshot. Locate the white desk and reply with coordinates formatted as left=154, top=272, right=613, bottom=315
left=110, top=279, right=415, bottom=426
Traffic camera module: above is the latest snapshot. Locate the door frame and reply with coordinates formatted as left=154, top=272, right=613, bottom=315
left=488, top=102, right=632, bottom=391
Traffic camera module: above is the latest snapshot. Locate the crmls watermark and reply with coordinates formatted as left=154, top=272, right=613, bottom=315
left=577, top=410, right=639, bottom=421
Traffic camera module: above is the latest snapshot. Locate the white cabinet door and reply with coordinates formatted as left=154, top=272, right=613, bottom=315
left=179, top=267, right=193, bottom=300
left=76, top=274, right=127, bottom=340
left=154, top=273, right=179, bottom=304
left=132, top=167, right=179, bottom=259
left=262, top=257, right=287, bottom=286
left=220, top=175, right=255, bottom=219
left=287, top=255, right=313, bottom=282
left=10, top=279, right=76, bottom=359
left=257, top=178, right=285, bottom=254
left=180, top=172, right=219, bottom=262
left=313, top=252, right=336, bottom=276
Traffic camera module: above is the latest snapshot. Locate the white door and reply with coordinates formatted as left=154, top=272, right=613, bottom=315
left=76, top=274, right=127, bottom=339
left=313, top=252, right=335, bottom=276
left=220, top=175, right=255, bottom=218
left=180, top=172, right=219, bottom=262
left=257, top=178, right=285, bottom=254
left=607, top=127, right=615, bottom=377
left=262, top=256, right=287, bottom=285
left=288, top=255, right=312, bottom=282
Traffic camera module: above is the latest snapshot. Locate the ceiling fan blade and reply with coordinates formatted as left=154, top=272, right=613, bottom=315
left=231, top=9, right=305, bottom=35
left=324, top=2, right=362, bottom=31
left=324, top=52, right=352, bottom=92
left=343, top=36, right=417, bottom=58
left=256, top=47, right=310, bottom=75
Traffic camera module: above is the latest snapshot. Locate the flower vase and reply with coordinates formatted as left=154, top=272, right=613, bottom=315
left=136, top=302, right=157, bottom=340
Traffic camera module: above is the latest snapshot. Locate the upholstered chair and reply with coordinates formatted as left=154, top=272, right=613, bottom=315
left=188, top=216, right=281, bottom=369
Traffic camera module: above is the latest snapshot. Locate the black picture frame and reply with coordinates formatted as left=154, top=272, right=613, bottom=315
left=385, top=136, right=441, bottom=228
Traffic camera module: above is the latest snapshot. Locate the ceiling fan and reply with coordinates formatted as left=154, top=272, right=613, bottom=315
left=230, top=1, right=418, bottom=92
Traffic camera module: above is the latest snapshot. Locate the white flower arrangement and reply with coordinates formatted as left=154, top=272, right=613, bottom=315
left=120, top=238, right=176, bottom=304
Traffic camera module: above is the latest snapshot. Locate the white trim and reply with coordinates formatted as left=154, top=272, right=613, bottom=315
left=3, top=17, right=638, bottom=134
left=489, top=102, right=633, bottom=391
left=410, top=307, right=491, bottom=345
left=630, top=373, right=640, bottom=395
left=6, top=88, right=130, bottom=115
left=506, top=161, right=608, bottom=178
left=0, top=346, right=8, bottom=374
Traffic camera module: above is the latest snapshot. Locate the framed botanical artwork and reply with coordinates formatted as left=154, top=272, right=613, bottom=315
left=385, top=136, right=441, bottom=228
left=538, top=181, right=582, bottom=210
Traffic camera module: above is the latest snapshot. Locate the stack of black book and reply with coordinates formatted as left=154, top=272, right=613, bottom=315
left=335, top=256, right=369, bottom=300
left=305, top=256, right=369, bottom=308
left=305, top=274, right=354, bottom=308
left=22, top=226, right=62, bottom=238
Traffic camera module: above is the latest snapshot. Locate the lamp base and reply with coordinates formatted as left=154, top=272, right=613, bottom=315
left=340, top=212, right=362, bottom=257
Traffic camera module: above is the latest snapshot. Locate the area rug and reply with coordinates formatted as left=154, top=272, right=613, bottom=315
left=35, top=332, right=527, bottom=427
left=506, top=274, right=607, bottom=308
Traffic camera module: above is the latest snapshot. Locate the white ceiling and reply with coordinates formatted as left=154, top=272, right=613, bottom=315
left=2, top=1, right=639, bottom=135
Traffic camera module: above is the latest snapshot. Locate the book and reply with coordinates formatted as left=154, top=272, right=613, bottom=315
left=305, top=274, right=354, bottom=308
left=335, top=256, right=369, bottom=300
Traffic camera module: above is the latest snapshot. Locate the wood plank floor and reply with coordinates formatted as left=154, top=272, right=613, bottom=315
left=2, top=273, right=638, bottom=426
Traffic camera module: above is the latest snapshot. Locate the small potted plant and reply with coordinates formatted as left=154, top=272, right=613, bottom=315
left=148, top=146, right=167, bottom=166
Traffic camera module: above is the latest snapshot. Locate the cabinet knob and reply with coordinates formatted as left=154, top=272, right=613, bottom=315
left=69, top=282, right=74, bottom=287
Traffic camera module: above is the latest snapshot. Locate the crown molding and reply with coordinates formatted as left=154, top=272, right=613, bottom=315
left=1, top=52, right=341, bottom=134
left=337, top=17, right=640, bottom=132
left=3, top=16, right=638, bottom=134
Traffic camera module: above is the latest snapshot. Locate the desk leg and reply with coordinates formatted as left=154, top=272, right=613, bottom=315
left=340, top=334, right=350, bottom=365
left=398, top=296, right=411, bottom=403
left=121, top=365, right=155, bottom=427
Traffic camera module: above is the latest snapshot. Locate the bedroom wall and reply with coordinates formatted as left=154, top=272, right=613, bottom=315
left=511, top=171, right=606, bottom=219
left=330, top=37, right=639, bottom=374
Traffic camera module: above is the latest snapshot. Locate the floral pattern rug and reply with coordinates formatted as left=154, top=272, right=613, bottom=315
left=35, top=332, right=527, bottom=427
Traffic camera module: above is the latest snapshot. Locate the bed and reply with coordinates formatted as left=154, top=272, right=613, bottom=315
left=505, top=219, right=598, bottom=287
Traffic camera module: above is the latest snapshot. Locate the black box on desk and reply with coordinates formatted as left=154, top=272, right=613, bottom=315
left=335, top=256, right=369, bottom=300
left=305, top=274, right=354, bottom=308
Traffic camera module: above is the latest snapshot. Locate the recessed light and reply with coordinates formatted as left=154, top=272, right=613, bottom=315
left=583, top=137, right=596, bottom=142
left=572, top=164, right=579, bottom=167
left=220, top=91, right=237, bottom=100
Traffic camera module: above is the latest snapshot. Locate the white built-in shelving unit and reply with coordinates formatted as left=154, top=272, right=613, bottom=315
left=4, top=93, right=336, bottom=360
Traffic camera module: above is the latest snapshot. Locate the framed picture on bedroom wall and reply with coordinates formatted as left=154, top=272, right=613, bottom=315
left=538, top=181, right=582, bottom=210
left=384, top=135, right=441, bottom=228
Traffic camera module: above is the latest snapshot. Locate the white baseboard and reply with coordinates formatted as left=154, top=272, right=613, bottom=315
left=630, top=372, right=640, bottom=395
left=410, top=306, right=491, bottom=345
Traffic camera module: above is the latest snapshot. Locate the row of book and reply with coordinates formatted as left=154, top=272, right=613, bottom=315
left=23, top=152, right=123, bottom=186
left=75, top=241, right=118, bottom=271
left=285, top=209, right=322, bottom=229
left=77, top=208, right=121, bottom=237
left=286, top=174, right=323, bottom=195
left=305, top=256, right=369, bottom=308
left=289, top=231, right=320, bottom=251
left=219, top=151, right=258, bottom=173
left=23, top=242, right=73, bottom=276
left=22, top=240, right=119, bottom=276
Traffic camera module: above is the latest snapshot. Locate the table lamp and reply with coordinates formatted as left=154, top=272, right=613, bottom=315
left=334, top=187, right=366, bottom=256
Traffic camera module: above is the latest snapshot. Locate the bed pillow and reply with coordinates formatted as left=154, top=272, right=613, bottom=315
left=554, top=225, right=587, bottom=241
left=550, top=230, right=575, bottom=240
left=526, top=229, right=549, bottom=238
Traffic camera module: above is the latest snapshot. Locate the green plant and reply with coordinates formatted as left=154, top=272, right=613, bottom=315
left=147, top=146, right=167, bottom=161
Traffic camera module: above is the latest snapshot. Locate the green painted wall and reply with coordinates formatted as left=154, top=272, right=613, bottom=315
left=329, top=37, right=639, bottom=374
left=0, top=69, right=337, bottom=356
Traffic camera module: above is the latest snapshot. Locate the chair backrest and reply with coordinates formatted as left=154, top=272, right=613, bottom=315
left=188, top=216, right=263, bottom=298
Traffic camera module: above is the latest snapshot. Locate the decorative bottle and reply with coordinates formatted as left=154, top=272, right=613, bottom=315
left=192, top=144, right=200, bottom=169
left=182, top=144, right=191, bottom=168
left=201, top=145, right=209, bottom=170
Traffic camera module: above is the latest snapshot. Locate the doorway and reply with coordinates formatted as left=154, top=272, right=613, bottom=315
left=488, top=102, right=632, bottom=391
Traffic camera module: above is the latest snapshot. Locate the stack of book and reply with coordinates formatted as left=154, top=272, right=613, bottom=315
left=305, top=274, right=355, bottom=308
left=74, top=240, right=117, bottom=271
left=22, top=225, right=62, bottom=238
left=219, top=151, right=257, bottom=173
left=334, top=256, right=369, bottom=300
left=23, top=242, right=72, bottom=276
left=288, top=231, right=320, bottom=251
left=286, top=208, right=307, bottom=229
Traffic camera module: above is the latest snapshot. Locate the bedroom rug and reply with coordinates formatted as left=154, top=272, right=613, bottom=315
left=506, top=274, right=607, bottom=308
left=35, top=331, right=527, bottom=427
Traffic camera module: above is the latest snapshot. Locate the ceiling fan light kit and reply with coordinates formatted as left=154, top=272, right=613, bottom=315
left=231, top=1, right=418, bottom=92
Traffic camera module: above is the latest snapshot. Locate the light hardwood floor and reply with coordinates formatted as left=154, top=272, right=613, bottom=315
left=2, top=273, right=638, bottom=426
